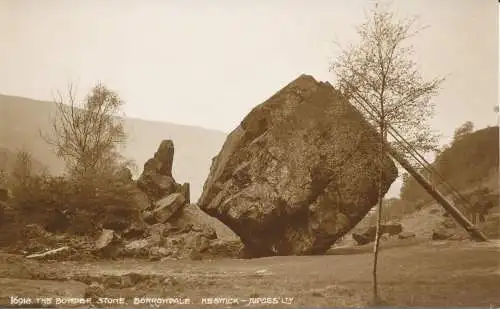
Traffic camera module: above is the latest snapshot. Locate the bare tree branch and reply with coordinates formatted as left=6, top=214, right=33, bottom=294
left=41, top=82, right=128, bottom=179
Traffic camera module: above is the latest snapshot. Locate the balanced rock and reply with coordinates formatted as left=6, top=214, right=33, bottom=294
left=198, top=74, right=398, bottom=256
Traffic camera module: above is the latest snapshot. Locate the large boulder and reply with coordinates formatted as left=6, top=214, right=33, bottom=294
left=198, top=74, right=398, bottom=256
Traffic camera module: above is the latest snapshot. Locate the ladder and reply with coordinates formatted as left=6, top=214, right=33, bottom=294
left=346, top=94, right=488, bottom=242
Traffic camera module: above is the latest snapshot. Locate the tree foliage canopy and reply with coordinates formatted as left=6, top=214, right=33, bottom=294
left=42, top=83, right=128, bottom=178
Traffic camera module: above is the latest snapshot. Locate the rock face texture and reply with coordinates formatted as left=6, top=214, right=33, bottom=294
left=127, top=140, right=243, bottom=260
left=198, top=74, right=398, bottom=257
left=137, top=140, right=180, bottom=201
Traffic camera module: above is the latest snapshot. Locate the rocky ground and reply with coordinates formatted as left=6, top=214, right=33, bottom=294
left=1, top=238, right=499, bottom=308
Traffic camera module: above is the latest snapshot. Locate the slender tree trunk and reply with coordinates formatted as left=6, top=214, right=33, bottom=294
left=372, top=121, right=386, bottom=303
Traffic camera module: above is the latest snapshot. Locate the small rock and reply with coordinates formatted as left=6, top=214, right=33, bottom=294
left=398, top=232, right=416, bottom=239
left=84, top=282, right=105, bottom=299
left=95, top=229, right=116, bottom=251
left=449, top=234, right=466, bottom=241
left=142, top=211, right=155, bottom=224
left=205, top=239, right=245, bottom=258
left=123, top=223, right=147, bottom=239
left=432, top=228, right=455, bottom=241
left=163, top=276, right=179, bottom=286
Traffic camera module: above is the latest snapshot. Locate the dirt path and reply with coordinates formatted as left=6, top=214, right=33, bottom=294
left=1, top=239, right=499, bottom=308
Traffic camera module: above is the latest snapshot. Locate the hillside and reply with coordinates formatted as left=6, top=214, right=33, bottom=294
left=400, top=126, right=499, bottom=207
left=344, top=125, right=499, bottom=242
left=0, top=146, right=47, bottom=175
left=0, top=94, right=227, bottom=200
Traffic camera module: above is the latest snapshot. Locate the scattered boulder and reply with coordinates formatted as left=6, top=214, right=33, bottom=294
left=398, top=231, right=416, bottom=239
left=432, top=228, right=455, bottom=241
left=448, top=234, right=467, bottom=241
left=204, top=239, right=245, bottom=258
left=352, top=223, right=403, bottom=245
left=119, top=204, right=241, bottom=260
left=147, top=193, right=186, bottom=224
left=167, top=204, right=218, bottom=240
left=84, top=282, right=105, bottom=299
left=352, top=233, right=372, bottom=246
left=198, top=74, right=398, bottom=256
left=94, top=229, right=121, bottom=258
left=123, top=239, right=152, bottom=258
left=95, top=229, right=117, bottom=251
left=122, top=222, right=148, bottom=239
left=21, top=224, right=51, bottom=239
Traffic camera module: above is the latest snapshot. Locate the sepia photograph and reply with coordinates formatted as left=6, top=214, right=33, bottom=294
left=0, top=0, right=499, bottom=308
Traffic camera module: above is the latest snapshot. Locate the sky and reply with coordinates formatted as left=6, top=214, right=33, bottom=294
left=1, top=0, right=498, bottom=196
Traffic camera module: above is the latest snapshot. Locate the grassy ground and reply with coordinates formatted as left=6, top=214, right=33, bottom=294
left=1, top=239, right=499, bottom=308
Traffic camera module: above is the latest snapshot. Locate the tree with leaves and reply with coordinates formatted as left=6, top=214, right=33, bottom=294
left=329, top=2, right=444, bottom=303
left=452, top=121, right=474, bottom=143
left=10, top=150, right=34, bottom=199
left=42, top=83, right=129, bottom=180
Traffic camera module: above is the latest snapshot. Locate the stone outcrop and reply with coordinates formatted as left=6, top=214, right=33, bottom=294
left=198, top=74, right=398, bottom=257
left=128, top=140, right=244, bottom=260
left=137, top=140, right=179, bottom=200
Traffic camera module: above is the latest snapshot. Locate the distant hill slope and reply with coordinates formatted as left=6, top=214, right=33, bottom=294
left=346, top=126, right=499, bottom=239
left=0, top=94, right=227, bottom=200
left=0, top=146, right=47, bottom=176
left=400, top=126, right=499, bottom=206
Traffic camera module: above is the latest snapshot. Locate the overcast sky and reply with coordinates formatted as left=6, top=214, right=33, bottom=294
left=1, top=0, right=498, bottom=143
